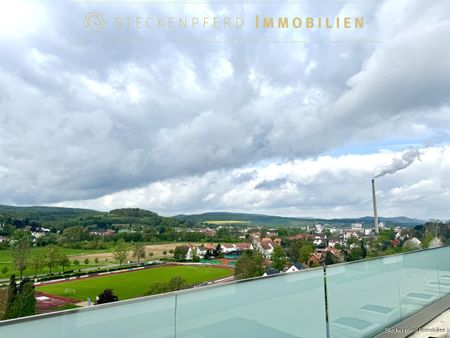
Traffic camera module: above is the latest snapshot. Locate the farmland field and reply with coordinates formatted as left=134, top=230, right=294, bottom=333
left=72, top=242, right=217, bottom=262
left=37, top=265, right=233, bottom=301
left=204, top=220, right=248, bottom=225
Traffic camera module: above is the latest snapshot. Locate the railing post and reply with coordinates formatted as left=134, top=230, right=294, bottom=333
left=174, top=294, right=178, bottom=338
left=323, top=262, right=330, bottom=338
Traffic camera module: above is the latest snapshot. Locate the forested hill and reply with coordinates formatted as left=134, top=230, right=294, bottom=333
left=174, top=212, right=425, bottom=227
left=0, top=205, right=425, bottom=230
left=0, top=205, right=101, bottom=220
left=0, top=206, right=181, bottom=231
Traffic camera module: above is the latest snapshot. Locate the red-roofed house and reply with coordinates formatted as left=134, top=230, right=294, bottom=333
left=307, top=252, right=323, bottom=267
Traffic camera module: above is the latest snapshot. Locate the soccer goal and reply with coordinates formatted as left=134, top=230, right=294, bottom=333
left=65, top=288, right=75, bottom=294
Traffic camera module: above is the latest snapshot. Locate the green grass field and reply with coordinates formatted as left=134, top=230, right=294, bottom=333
left=37, top=265, right=233, bottom=301
left=0, top=247, right=110, bottom=279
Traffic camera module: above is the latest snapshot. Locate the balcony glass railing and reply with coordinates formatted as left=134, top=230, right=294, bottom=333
left=1, top=246, right=450, bottom=338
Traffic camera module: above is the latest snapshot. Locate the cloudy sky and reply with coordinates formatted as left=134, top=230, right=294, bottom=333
left=0, top=0, right=449, bottom=220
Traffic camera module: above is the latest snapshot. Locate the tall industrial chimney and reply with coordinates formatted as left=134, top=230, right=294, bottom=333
left=371, top=179, right=379, bottom=234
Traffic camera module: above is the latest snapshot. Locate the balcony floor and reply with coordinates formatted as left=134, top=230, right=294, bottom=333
left=407, top=308, right=450, bottom=338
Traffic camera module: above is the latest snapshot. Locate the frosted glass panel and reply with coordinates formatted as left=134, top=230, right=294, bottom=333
left=0, top=295, right=176, bottom=338
left=2, top=247, right=450, bottom=338
left=397, top=250, right=440, bottom=318
left=175, top=269, right=327, bottom=338
left=436, top=246, right=450, bottom=296
left=327, top=257, right=401, bottom=338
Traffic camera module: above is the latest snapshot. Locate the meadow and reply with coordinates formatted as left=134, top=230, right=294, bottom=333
left=0, top=247, right=109, bottom=279
left=37, top=265, right=233, bottom=301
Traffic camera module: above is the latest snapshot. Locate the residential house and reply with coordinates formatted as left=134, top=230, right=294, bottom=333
left=185, top=246, right=194, bottom=260
left=343, top=230, right=360, bottom=241
left=273, top=238, right=282, bottom=246
left=307, top=252, right=322, bottom=267
left=220, top=243, right=237, bottom=254
left=285, top=262, right=305, bottom=273
left=263, top=267, right=280, bottom=277
left=324, top=247, right=342, bottom=262
left=261, top=237, right=273, bottom=244
left=235, top=243, right=253, bottom=251
left=288, top=234, right=315, bottom=241
left=196, top=245, right=209, bottom=258
left=259, top=242, right=274, bottom=258
left=201, top=228, right=216, bottom=237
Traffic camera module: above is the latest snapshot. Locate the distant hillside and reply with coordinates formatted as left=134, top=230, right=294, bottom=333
left=0, top=205, right=101, bottom=220
left=175, top=212, right=425, bottom=227
left=0, top=205, right=425, bottom=230
left=0, top=205, right=180, bottom=231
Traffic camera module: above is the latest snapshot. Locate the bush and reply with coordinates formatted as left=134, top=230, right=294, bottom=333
left=145, top=276, right=189, bottom=296
left=95, top=289, right=118, bottom=304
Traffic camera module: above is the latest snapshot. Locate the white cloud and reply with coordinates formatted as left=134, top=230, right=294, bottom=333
left=53, top=146, right=450, bottom=220
left=0, top=0, right=449, bottom=220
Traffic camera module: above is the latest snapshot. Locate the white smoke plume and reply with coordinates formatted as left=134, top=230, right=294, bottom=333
left=374, top=148, right=421, bottom=178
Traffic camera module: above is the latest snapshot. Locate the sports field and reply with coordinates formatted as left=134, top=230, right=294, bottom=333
left=37, top=265, right=233, bottom=301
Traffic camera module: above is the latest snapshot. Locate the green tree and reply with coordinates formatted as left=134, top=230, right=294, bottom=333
left=4, top=276, right=35, bottom=319
left=346, top=247, right=363, bottom=262
left=30, top=254, right=45, bottom=276
left=113, top=240, right=129, bottom=266
left=63, top=226, right=89, bottom=243
left=235, top=251, right=264, bottom=280
left=377, top=229, right=396, bottom=242
left=270, top=246, right=287, bottom=271
left=346, top=236, right=359, bottom=247
left=132, top=242, right=146, bottom=263
left=287, top=240, right=300, bottom=261
left=44, top=245, right=60, bottom=275
left=73, top=259, right=80, bottom=266
left=361, top=239, right=367, bottom=258
left=260, top=228, right=268, bottom=238
left=277, top=227, right=289, bottom=237
left=173, top=246, right=189, bottom=261
left=216, top=227, right=230, bottom=239
left=84, top=258, right=90, bottom=265
left=299, top=242, right=315, bottom=263
left=192, top=250, right=200, bottom=262
left=11, top=240, right=31, bottom=279
left=59, top=254, right=71, bottom=273
left=422, top=232, right=434, bottom=248
left=94, top=257, right=99, bottom=264
left=324, top=251, right=337, bottom=265
left=214, top=244, right=222, bottom=257
left=4, top=275, right=18, bottom=319
left=11, top=278, right=35, bottom=318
